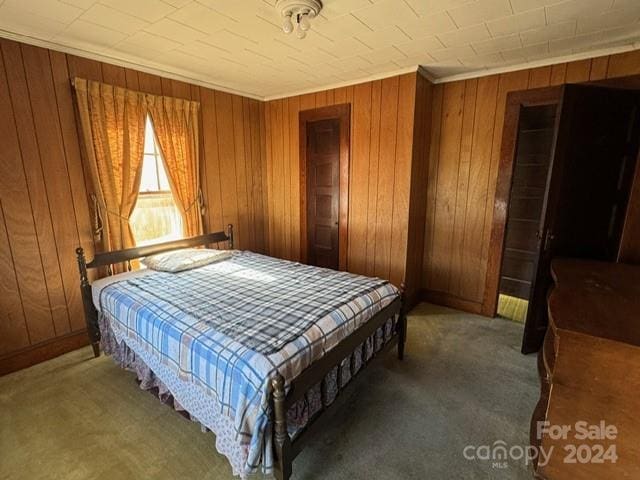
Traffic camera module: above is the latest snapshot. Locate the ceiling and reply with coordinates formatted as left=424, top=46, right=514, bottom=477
left=1, top=0, right=639, bottom=99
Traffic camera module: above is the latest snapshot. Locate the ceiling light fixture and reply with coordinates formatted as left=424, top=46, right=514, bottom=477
left=276, top=0, right=322, bottom=40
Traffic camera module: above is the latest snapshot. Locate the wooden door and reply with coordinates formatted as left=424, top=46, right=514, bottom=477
left=521, top=84, right=640, bottom=353
left=306, top=118, right=341, bottom=269
left=300, top=104, right=350, bottom=271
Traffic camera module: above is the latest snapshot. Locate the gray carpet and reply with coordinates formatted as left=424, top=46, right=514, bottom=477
left=0, top=303, right=538, bottom=479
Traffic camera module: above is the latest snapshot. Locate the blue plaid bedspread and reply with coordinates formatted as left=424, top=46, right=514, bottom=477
left=98, top=251, right=399, bottom=476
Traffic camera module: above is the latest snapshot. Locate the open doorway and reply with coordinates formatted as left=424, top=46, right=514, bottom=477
left=488, top=84, right=640, bottom=353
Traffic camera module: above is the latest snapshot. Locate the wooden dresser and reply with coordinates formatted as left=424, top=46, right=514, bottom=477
left=531, top=258, right=640, bottom=479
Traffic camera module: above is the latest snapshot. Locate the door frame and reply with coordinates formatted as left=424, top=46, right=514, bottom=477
left=299, top=104, right=350, bottom=270
left=481, top=86, right=563, bottom=317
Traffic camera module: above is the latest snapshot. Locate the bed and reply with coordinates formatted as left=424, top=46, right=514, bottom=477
left=75, top=225, right=407, bottom=479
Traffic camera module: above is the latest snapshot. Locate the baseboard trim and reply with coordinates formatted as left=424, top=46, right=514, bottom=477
left=419, top=289, right=485, bottom=315
left=0, top=330, right=89, bottom=376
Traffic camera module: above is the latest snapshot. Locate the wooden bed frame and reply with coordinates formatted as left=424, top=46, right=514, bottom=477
left=75, top=225, right=408, bottom=480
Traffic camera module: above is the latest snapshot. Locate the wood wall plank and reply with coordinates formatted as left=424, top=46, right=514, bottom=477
left=428, top=81, right=465, bottom=292
left=22, top=44, right=82, bottom=337
left=348, top=82, right=372, bottom=275
left=1, top=40, right=70, bottom=336
left=389, top=74, right=416, bottom=286
left=373, top=76, right=400, bottom=280
left=0, top=200, right=30, bottom=355
left=0, top=42, right=55, bottom=345
left=449, top=78, right=477, bottom=297
left=565, top=59, right=592, bottom=83
left=365, top=80, right=382, bottom=277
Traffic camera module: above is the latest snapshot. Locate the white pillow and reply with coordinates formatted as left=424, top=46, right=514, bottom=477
left=141, top=248, right=232, bottom=273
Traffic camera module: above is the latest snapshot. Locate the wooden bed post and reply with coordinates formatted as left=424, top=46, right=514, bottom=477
left=76, top=247, right=101, bottom=358
left=227, top=224, right=234, bottom=249
left=398, top=282, right=408, bottom=361
left=272, top=373, right=292, bottom=480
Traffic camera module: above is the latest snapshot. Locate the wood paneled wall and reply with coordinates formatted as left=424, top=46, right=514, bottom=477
left=420, top=50, right=640, bottom=314
left=0, top=38, right=266, bottom=374
left=264, top=73, right=429, bottom=298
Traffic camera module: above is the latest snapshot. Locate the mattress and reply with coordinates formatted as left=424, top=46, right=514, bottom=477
left=94, top=251, right=399, bottom=477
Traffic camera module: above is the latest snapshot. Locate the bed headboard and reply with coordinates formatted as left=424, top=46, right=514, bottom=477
left=74, top=224, right=233, bottom=358
left=78, top=224, right=234, bottom=272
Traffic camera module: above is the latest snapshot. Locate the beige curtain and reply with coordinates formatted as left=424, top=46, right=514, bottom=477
left=147, top=95, right=203, bottom=237
left=74, top=78, right=147, bottom=272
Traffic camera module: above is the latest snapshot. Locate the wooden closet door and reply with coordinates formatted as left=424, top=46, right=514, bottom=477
left=306, top=118, right=340, bottom=269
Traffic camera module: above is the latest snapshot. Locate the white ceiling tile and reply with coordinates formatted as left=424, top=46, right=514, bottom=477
left=599, top=23, right=640, bottom=42
left=510, top=0, right=562, bottom=13
left=122, top=31, right=182, bottom=51
left=472, top=33, right=522, bottom=54
left=487, top=8, right=546, bottom=37
left=316, top=36, right=373, bottom=59
left=318, top=0, right=374, bottom=19
left=360, top=60, right=401, bottom=75
left=312, top=14, right=373, bottom=40
left=168, top=2, right=236, bottom=34
left=56, top=19, right=127, bottom=47
left=352, top=0, right=418, bottom=31
left=113, top=39, right=168, bottom=61
left=500, top=41, right=549, bottom=61
left=395, top=35, right=445, bottom=56
left=358, top=45, right=407, bottom=63
left=330, top=55, right=373, bottom=72
left=520, top=20, right=576, bottom=45
left=549, top=30, right=605, bottom=52
left=60, top=0, right=97, bottom=8
left=175, top=40, right=231, bottom=60
left=80, top=4, right=149, bottom=35
left=202, top=29, right=260, bottom=52
left=422, top=60, right=468, bottom=77
left=577, top=6, right=640, bottom=34
left=0, top=4, right=68, bottom=39
left=355, top=25, right=411, bottom=49
left=196, top=0, right=272, bottom=22
left=144, top=18, right=207, bottom=43
left=459, top=52, right=504, bottom=67
left=3, top=0, right=83, bottom=24
left=404, top=0, right=475, bottom=16
left=106, top=0, right=176, bottom=22
left=546, top=0, right=614, bottom=25
left=430, top=44, right=476, bottom=62
left=399, top=11, right=458, bottom=38
left=437, top=23, right=491, bottom=48
left=393, top=53, right=436, bottom=67
left=447, top=0, right=513, bottom=28
left=161, top=0, right=191, bottom=7
left=612, top=0, right=640, bottom=8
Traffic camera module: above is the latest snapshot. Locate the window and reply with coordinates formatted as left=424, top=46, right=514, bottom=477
left=130, top=116, right=183, bottom=246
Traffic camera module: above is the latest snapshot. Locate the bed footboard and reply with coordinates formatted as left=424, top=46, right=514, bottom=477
left=271, top=285, right=408, bottom=480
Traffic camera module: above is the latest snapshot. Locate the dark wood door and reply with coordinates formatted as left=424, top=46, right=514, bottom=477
left=522, top=84, right=640, bottom=353
left=306, top=118, right=340, bottom=269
